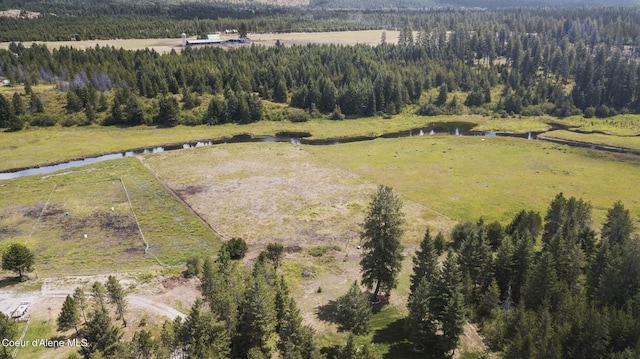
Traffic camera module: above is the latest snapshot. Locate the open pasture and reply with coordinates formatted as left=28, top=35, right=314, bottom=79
left=0, top=30, right=397, bottom=54
left=0, top=157, right=219, bottom=276
left=306, top=135, right=640, bottom=227
left=0, top=115, right=482, bottom=172
left=141, top=141, right=444, bottom=252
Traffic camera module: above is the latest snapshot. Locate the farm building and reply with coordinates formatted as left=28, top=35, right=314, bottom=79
left=181, top=33, right=224, bottom=46
left=181, top=33, right=250, bottom=46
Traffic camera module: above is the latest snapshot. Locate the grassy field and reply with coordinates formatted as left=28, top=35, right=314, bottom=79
left=542, top=129, right=640, bottom=152
left=0, top=157, right=219, bottom=276
left=554, top=114, right=640, bottom=136
left=306, top=135, right=640, bottom=227
left=2, top=129, right=639, bottom=358
left=0, top=115, right=484, bottom=172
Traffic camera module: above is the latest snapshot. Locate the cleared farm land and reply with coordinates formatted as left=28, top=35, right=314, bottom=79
left=0, top=157, right=219, bottom=276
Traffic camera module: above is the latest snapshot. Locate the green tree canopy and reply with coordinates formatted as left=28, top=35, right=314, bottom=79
left=335, top=280, right=372, bottom=335
left=79, top=309, right=123, bottom=358
left=360, top=185, right=405, bottom=302
left=2, top=243, right=34, bottom=281
left=0, top=311, right=17, bottom=359
left=57, top=294, right=81, bottom=336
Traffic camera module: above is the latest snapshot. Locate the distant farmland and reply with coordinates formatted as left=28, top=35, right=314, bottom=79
left=0, top=30, right=398, bottom=53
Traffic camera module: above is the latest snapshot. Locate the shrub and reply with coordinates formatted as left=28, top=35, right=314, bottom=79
left=583, top=107, right=596, bottom=118
left=181, top=113, right=203, bottom=126
left=286, top=108, right=309, bottom=123
left=184, top=256, right=203, bottom=278
left=308, top=245, right=341, bottom=257
left=329, top=105, right=345, bottom=121
left=417, top=103, right=442, bottom=116
left=224, top=237, right=248, bottom=260
left=29, top=114, right=57, bottom=127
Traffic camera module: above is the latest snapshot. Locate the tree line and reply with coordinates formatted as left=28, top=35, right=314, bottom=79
left=2, top=7, right=640, bottom=132
left=347, top=186, right=639, bottom=358
left=424, top=193, right=638, bottom=358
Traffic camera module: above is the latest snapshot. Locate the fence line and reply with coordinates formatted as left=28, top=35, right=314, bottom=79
left=11, top=317, right=31, bottom=359
left=26, top=184, right=57, bottom=245
left=120, top=177, right=180, bottom=268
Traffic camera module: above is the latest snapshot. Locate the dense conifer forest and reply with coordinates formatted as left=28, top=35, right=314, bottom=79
left=2, top=6, right=640, bottom=131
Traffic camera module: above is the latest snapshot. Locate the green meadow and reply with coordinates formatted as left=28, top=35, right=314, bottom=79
left=306, top=135, right=640, bottom=228
left=0, top=157, right=219, bottom=276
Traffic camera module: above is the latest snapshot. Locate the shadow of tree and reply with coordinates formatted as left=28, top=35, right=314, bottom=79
left=373, top=318, right=407, bottom=344
left=373, top=318, right=445, bottom=359
left=0, top=276, right=22, bottom=289
left=316, top=300, right=337, bottom=324
left=363, top=290, right=390, bottom=314
left=383, top=342, right=445, bottom=359
left=320, top=344, right=342, bottom=359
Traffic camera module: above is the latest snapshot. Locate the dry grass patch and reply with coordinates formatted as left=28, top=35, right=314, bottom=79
left=0, top=158, right=219, bottom=276
left=142, top=142, right=446, bottom=252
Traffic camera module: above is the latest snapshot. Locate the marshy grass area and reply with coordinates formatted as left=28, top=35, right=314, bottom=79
left=542, top=129, right=640, bottom=152
left=306, top=135, right=640, bottom=227
left=1, top=113, right=640, bottom=173
left=0, top=114, right=475, bottom=172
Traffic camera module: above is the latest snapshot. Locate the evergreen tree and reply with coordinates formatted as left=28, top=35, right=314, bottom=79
left=57, top=295, right=81, bottom=336
left=73, top=287, right=88, bottom=323
left=131, top=330, right=154, bottom=359
left=522, top=251, right=562, bottom=310
left=84, top=105, right=95, bottom=125
left=237, top=267, right=278, bottom=357
left=29, top=93, right=44, bottom=113
left=431, top=250, right=465, bottom=357
left=601, top=201, right=634, bottom=248
left=155, top=95, right=180, bottom=127
left=11, top=93, right=24, bottom=116
left=0, top=94, right=15, bottom=129
left=66, top=91, right=84, bottom=112
left=179, top=299, right=231, bottom=359
left=0, top=312, right=17, bottom=359
left=203, top=96, right=224, bottom=125
left=181, top=88, right=196, bottom=110
left=436, top=83, right=448, bottom=106
left=335, top=280, right=372, bottom=335
left=110, top=95, right=124, bottom=125
left=79, top=309, right=123, bottom=359
left=278, top=295, right=322, bottom=359
left=406, top=277, right=437, bottom=347
left=91, top=281, right=107, bottom=312
left=543, top=193, right=567, bottom=244
left=272, top=77, right=288, bottom=103
left=434, top=231, right=446, bottom=255
left=360, top=185, right=405, bottom=302
left=1, top=243, right=34, bottom=281
left=409, top=228, right=439, bottom=297
left=124, top=97, right=144, bottom=125
left=105, top=276, right=127, bottom=327
left=97, top=93, right=109, bottom=112
left=339, top=333, right=358, bottom=359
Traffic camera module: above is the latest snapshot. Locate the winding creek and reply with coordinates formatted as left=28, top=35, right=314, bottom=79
left=1, top=121, right=638, bottom=181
